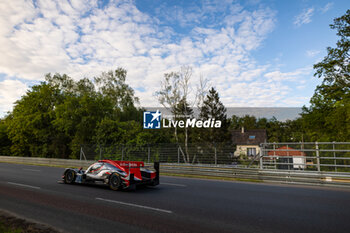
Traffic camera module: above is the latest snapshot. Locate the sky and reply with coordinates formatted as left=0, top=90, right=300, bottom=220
left=0, top=0, right=348, bottom=117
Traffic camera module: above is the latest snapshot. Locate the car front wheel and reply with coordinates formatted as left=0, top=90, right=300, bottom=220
left=64, top=169, right=76, bottom=184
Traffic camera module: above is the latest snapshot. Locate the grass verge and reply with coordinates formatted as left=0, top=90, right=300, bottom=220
left=0, top=221, right=22, bottom=233
left=0, top=210, right=60, bottom=233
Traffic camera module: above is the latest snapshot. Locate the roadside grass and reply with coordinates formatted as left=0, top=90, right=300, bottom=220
left=0, top=211, right=59, bottom=233
left=0, top=221, right=22, bottom=233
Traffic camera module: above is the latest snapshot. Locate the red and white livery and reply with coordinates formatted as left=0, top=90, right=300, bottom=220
left=62, top=160, right=159, bottom=190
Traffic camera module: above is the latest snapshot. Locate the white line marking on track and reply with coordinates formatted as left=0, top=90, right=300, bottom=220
left=96, top=197, right=173, bottom=214
left=161, top=182, right=187, bottom=187
left=23, top=169, right=41, bottom=172
left=7, top=182, right=41, bottom=189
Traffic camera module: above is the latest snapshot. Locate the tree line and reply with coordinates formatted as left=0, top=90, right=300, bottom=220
left=0, top=10, right=349, bottom=159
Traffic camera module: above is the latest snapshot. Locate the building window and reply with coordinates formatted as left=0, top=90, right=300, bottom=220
left=247, top=148, right=256, bottom=156
left=249, top=135, right=255, bottom=139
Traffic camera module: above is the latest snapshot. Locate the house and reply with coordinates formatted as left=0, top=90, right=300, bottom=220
left=232, top=127, right=267, bottom=157
left=267, top=146, right=306, bottom=170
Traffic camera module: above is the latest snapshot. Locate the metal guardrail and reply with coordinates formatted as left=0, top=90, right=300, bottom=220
left=0, top=156, right=94, bottom=168
left=1, top=156, right=350, bottom=188
left=160, top=163, right=350, bottom=186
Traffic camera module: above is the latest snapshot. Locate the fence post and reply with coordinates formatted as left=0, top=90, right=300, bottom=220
left=99, top=146, right=102, bottom=160
left=80, top=146, right=88, bottom=167
left=333, top=141, right=337, bottom=172
left=177, top=146, right=180, bottom=164
left=259, top=144, right=263, bottom=170
left=316, top=142, right=321, bottom=172
left=122, top=145, right=124, bottom=161
left=214, top=146, right=217, bottom=166
left=273, top=142, right=276, bottom=169
left=301, top=142, right=304, bottom=170
left=148, top=145, right=150, bottom=163
left=286, top=143, right=290, bottom=170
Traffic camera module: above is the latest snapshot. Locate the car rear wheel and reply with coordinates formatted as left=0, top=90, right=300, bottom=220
left=64, top=169, right=76, bottom=184
left=109, top=173, right=122, bottom=191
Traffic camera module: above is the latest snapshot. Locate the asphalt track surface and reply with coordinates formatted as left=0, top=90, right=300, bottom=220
left=1, top=163, right=350, bottom=233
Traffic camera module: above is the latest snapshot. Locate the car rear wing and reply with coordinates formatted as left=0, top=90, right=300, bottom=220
left=129, top=162, right=159, bottom=186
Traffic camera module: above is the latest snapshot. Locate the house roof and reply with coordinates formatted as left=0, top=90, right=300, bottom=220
left=267, top=146, right=306, bottom=156
left=231, top=129, right=267, bottom=145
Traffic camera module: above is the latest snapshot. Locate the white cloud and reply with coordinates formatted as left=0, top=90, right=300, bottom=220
left=294, top=8, right=314, bottom=27
left=264, top=67, right=312, bottom=82
left=282, top=96, right=310, bottom=106
left=0, top=0, right=313, bottom=116
left=320, top=2, right=333, bottom=13
left=306, top=50, right=321, bottom=57
left=0, top=79, right=28, bottom=115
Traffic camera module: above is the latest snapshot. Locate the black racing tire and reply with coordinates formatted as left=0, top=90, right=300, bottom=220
left=109, top=173, right=122, bottom=191
left=64, top=169, right=76, bottom=184
left=150, top=179, right=159, bottom=186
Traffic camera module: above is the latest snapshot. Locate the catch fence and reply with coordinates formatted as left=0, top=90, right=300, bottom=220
left=81, top=142, right=350, bottom=172
left=260, top=142, right=350, bottom=172
left=80, top=143, right=247, bottom=166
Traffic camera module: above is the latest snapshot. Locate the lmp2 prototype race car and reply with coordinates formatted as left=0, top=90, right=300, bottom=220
left=62, top=160, right=159, bottom=190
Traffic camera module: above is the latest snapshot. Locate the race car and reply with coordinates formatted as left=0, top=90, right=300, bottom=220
left=62, top=160, right=159, bottom=190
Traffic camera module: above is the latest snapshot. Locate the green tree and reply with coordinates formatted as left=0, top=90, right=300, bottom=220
left=199, top=87, right=229, bottom=144
left=53, top=93, right=114, bottom=158
left=6, top=83, right=64, bottom=157
left=302, top=10, right=350, bottom=141
left=256, top=117, right=268, bottom=129
left=94, top=68, right=141, bottom=122
left=239, top=115, right=258, bottom=130
left=4, top=68, right=144, bottom=159
left=0, top=119, right=11, bottom=155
